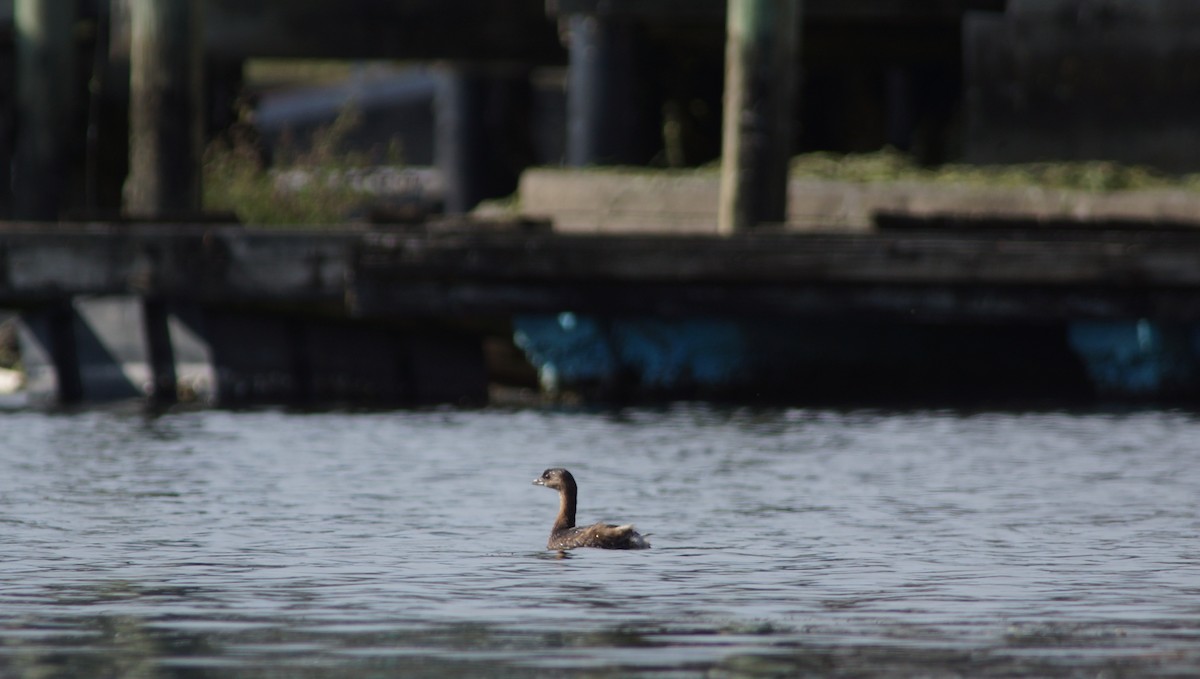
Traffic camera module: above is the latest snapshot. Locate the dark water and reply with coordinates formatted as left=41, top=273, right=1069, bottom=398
left=2, top=405, right=1199, bottom=677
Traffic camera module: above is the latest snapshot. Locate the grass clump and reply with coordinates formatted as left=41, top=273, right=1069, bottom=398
left=568, top=148, right=1196, bottom=193
left=203, top=107, right=391, bottom=225
left=789, top=147, right=1195, bottom=192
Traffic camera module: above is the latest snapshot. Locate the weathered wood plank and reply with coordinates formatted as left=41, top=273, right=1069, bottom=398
left=349, top=228, right=1200, bottom=320
left=0, top=223, right=1199, bottom=323
left=0, top=224, right=357, bottom=305
left=354, top=230, right=1200, bottom=286
left=550, top=0, right=1005, bottom=21
left=348, top=279, right=1200, bottom=322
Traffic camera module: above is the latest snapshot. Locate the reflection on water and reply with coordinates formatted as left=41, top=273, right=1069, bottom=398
left=2, top=406, right=1199, bottom=677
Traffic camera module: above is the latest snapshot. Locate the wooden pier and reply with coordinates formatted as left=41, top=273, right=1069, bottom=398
left=4, top=221, right=1200, bottom=320
left=4, top=219, right=1200, bottom=406
left=5, top=0, right=1200, bottom=406
left=351, top=223, right=1200, bottom=322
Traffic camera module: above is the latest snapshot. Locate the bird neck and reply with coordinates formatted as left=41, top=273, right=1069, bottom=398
left=554, top=485, right=577, bottom=531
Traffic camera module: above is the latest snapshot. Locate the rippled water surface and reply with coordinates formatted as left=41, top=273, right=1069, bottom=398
left=2, top=405, right=1200, bottom=677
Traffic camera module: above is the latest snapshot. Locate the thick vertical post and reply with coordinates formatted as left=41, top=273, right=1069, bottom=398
left=125, top=0, right=204, bottom=217
left=141, top=298, right=178, bottom=406
left=718, top=0, right=800, bottom=233
left=436, top=66, right=532, bottom=215
left=565, top=13, right=648, bottom=166
left=46, top=302, right=83, bottom=405
left=436, top=68, right=488, bottom=215
left=85, top=0, right=133, bottom=213
left=13, top=0, right=76, bottom=219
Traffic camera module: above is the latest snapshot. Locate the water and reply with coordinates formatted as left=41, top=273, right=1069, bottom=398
left=2, top=405, right=1199, bottom=677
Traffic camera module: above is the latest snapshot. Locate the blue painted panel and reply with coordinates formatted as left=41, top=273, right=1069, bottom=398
left=513, top=313, right=751, bottom=391
left=1067, top=320, right=1197, bottom=396
left=517, top=314, right=1200, bottom=400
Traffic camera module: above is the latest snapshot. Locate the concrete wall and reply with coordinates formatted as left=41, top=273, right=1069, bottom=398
left=518, top=168, right=1200, bottom=233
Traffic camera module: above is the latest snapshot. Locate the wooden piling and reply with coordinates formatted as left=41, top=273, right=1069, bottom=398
left=436, top=68, right=488, bottom=215
left=85, top=0, right=133, bottom=213
left=436, top=66, right=532, bottom=214
left=13, top=0, right=76, bottom=220
left=717, top=0, right=800, bottom=233
left=564, top=13, right=650, bottom=166
left=141, top=298, right=178, bottom=406
left=45, top=302, right=83, bottom=405
left=125, top=0, right=204, bottom=217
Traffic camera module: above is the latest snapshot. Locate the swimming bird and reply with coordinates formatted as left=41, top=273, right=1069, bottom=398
left=532, top=468, right=650, bottom=550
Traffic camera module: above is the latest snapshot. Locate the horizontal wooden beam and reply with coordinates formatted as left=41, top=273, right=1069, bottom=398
left=2, top=0, right=999, bottom=61
left=205, top=0, right=565, bottom=62
left=354, top=229, right=1200, bottom=286
left=0, top=222, right=1198, bottom=322
left=549, top=0, right=1005, bottom=21
left=349, top=279, right=1200, bottom=323
left=101, top=0, right=568, bottom=63
left=349, top=228, right=1200, bottom=321
left=0, top=224, right=357, bottom=306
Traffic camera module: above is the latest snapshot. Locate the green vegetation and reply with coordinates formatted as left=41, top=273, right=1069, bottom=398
left=203, top=107, right=390, bottom=225
left=207, top=116, right=1200, bottom=225
left=580, top=148, right=1200, bottom=192
left=788, top=147, right=1197, bottom=192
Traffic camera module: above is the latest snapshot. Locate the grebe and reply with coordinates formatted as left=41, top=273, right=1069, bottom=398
left=532, top=468, right=650, bottom=550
